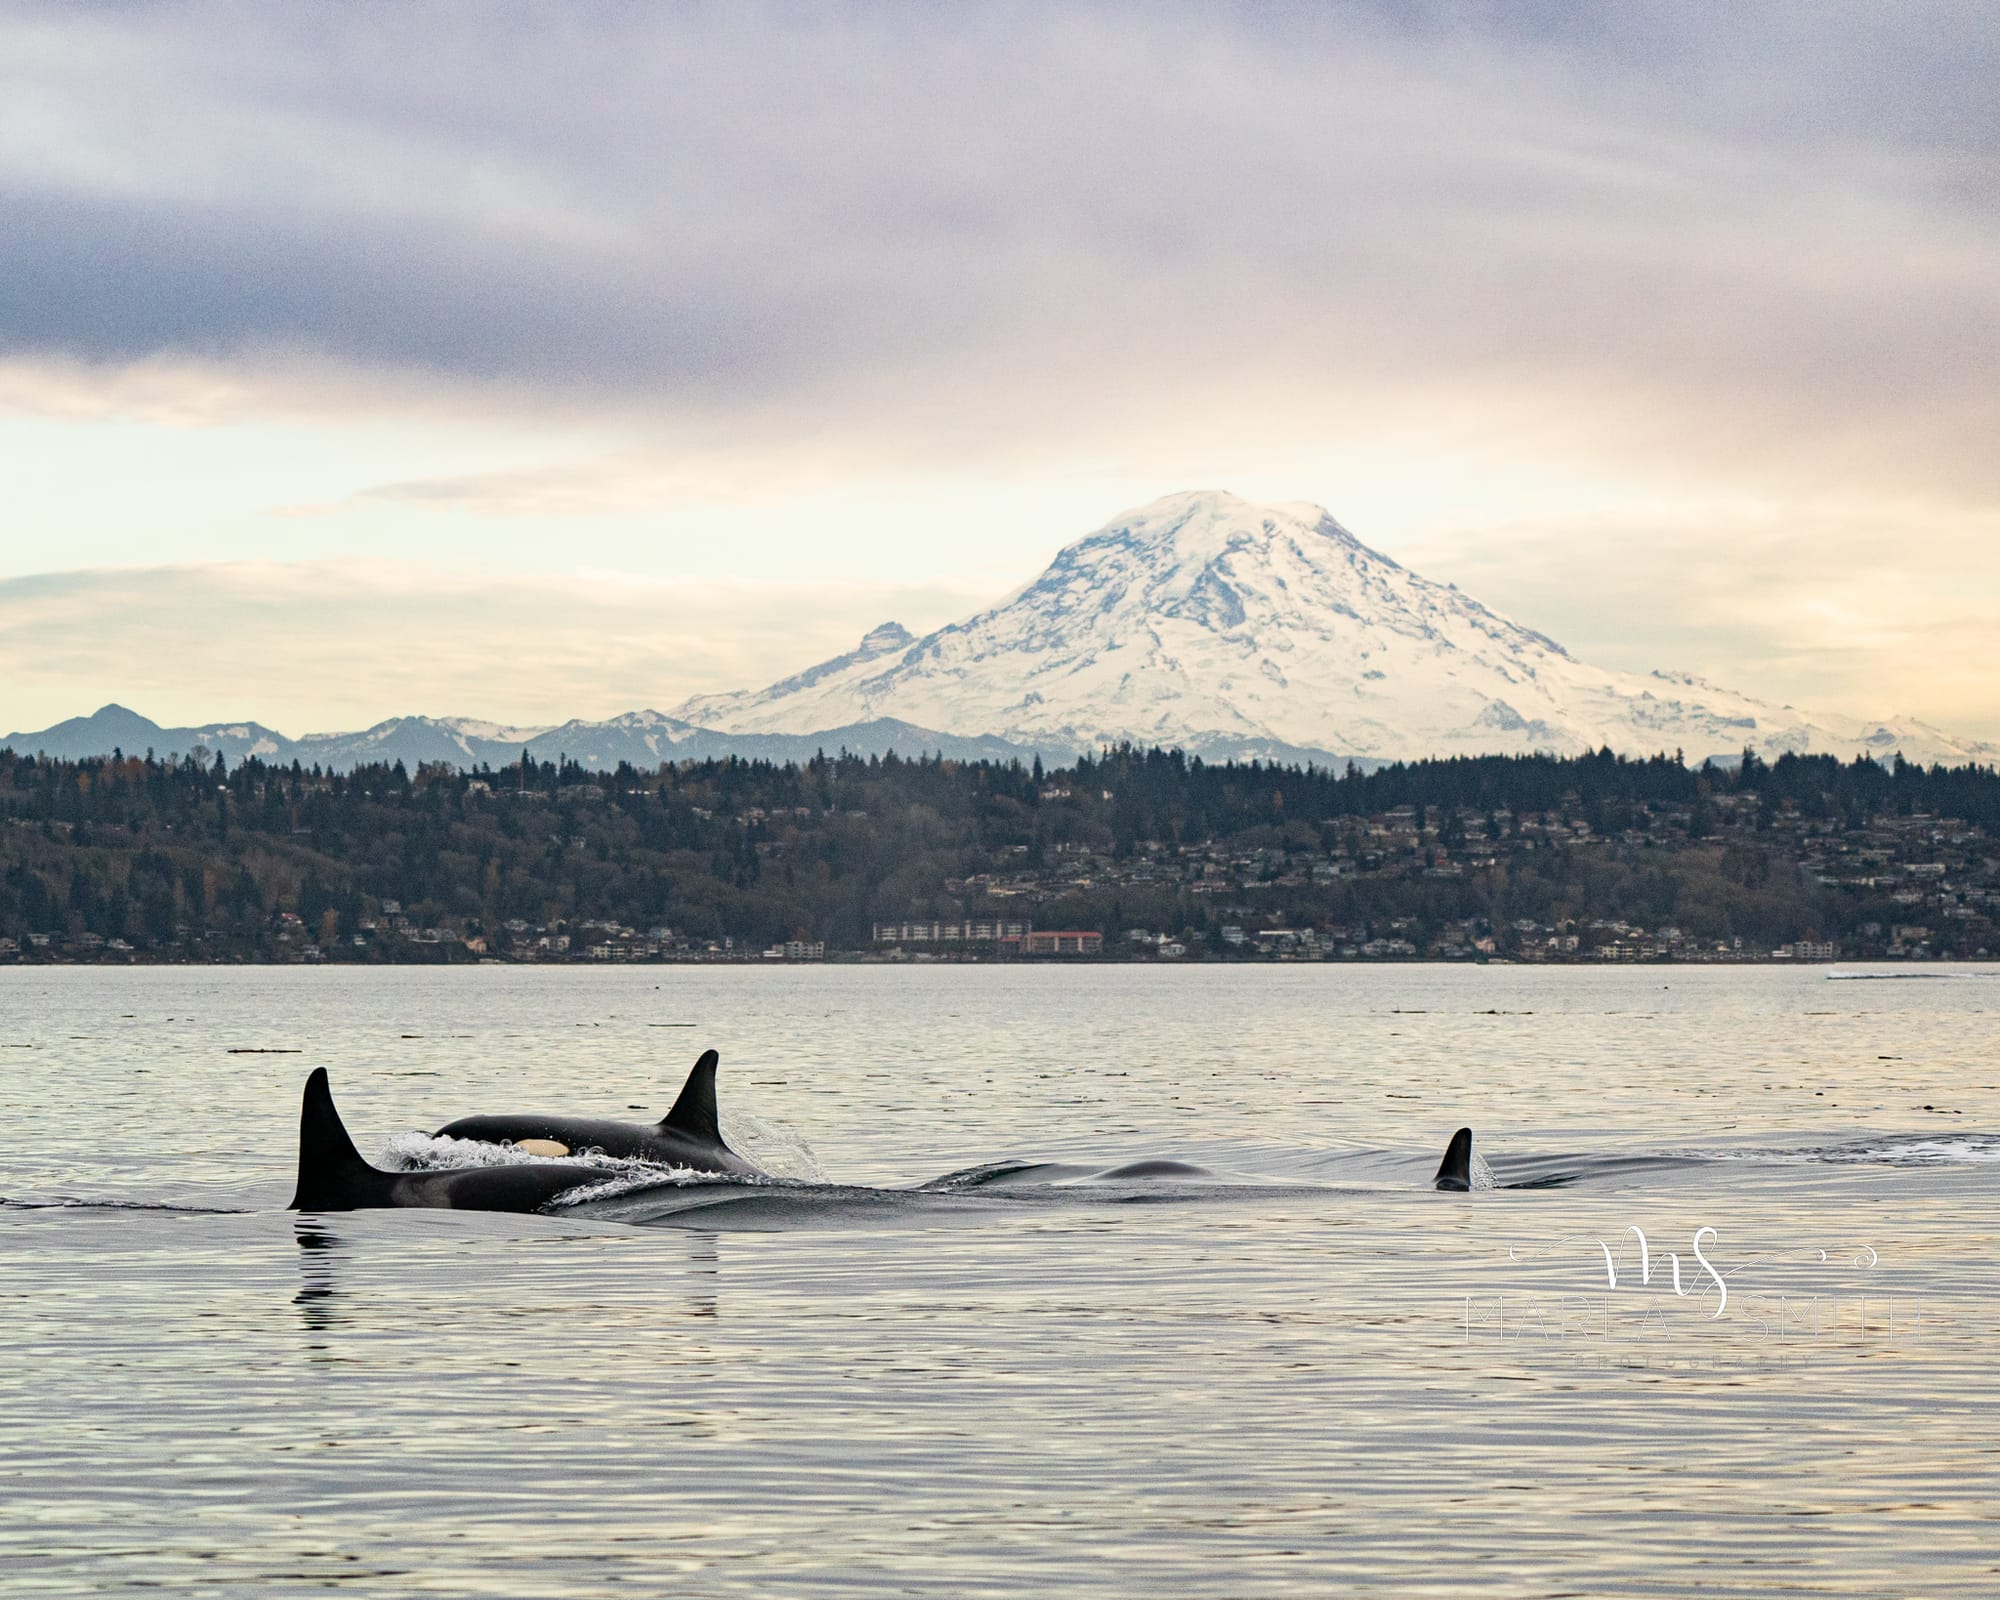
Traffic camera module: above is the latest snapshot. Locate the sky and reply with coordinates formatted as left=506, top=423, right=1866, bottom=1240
left=3, top=2, right=1997, bottom=738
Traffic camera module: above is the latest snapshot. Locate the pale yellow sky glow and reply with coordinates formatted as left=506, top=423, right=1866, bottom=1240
left=3, top=3, right=1997, bottom=740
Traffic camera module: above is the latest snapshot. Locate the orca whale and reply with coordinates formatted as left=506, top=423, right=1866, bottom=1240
left=430, top=1049, right=763, bottom=1177
left=290, top=1067, right=636, bottom=1212
left=1434, top=1127, right=1475, bottom=1191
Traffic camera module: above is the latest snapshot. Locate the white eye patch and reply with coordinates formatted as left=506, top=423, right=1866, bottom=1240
left=511, top=1138, right=572, bottom=1158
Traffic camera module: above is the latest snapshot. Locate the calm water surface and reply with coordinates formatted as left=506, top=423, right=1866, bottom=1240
left=2, top=965, right=1996, bottom=1596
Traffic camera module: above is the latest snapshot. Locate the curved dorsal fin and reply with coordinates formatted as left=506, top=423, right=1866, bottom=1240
left=659, top=1049, right=723, bottom=1146
left=1434, top=1127, right=1474, bottom=1192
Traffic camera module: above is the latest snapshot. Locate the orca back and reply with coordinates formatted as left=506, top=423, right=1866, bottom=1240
left=428, top=1050, right=755, bottom=1176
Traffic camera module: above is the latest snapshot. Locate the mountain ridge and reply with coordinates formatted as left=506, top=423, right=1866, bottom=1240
left=8, top=491, right=1995, bottom=771
left=0, top=705, right=1043, bottom=773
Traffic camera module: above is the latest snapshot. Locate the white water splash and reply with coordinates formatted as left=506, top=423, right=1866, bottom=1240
left=379, top=1131, right=692, bottom=1182
left=547, top=1165, right=729, bottom=1207
left=1470, top=1151, right=1497, bottom=1191
left=381, top=1131, right=627, bottom=1173
left=721, top=1110, right=829, bottom=1182
left=377, top=1130, right=770, bottom=1209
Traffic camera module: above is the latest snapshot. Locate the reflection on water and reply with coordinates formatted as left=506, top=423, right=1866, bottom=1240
left=291, top=1220, right=349, bottom=1342
left=2, top=964, right=1996, bottom=1597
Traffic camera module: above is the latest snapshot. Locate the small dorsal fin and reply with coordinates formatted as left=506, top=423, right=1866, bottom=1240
left=1434, top=1127, right=1474, bottom=1192
left=659, top=1049, right=723, bottom=1146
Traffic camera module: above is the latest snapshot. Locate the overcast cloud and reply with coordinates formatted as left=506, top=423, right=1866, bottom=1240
left=2, top=2, right=1997, bottom=733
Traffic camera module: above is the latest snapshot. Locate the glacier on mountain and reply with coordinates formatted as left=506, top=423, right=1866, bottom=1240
left=668, top=490, right=1998, bottom=768
left=10, top=491, right=1994, bottom=771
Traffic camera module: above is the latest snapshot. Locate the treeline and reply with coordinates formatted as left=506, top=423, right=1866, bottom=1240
left=1, top=743, right=1995, bottom=958
left=1080, top=743, right=2000, bottom=835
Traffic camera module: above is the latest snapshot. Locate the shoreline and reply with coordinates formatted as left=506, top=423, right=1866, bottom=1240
left=5, top=953, right=1995, bottom=970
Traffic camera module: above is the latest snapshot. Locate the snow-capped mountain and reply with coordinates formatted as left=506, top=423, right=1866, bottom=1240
left=11, top=491, right=1995, bottom=771
left=673, top=490, right=2000, bottom=768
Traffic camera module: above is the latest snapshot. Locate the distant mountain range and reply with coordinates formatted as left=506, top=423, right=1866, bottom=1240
left=0, top=703, right=1039, bottom=772
left=9, top=490, right=1997, bottom=772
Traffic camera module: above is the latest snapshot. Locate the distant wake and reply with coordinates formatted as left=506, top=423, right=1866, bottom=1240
left=0, top=1197, right=250, bottom=1214
left=5, top=1127, right=1991, bottom=1227
left=1667, top=1133, right=2000, bottom=1167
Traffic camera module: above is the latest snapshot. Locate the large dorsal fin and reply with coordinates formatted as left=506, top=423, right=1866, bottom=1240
left=659, top=1049, right=723, bottom=1146
left=290, top=1068, right=391, bottom=1210
left=1434, top=1127, right=1474, bottom=1192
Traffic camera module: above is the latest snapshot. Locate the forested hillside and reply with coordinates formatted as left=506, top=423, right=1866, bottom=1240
left=2, top=744, right=1996, bottom=962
